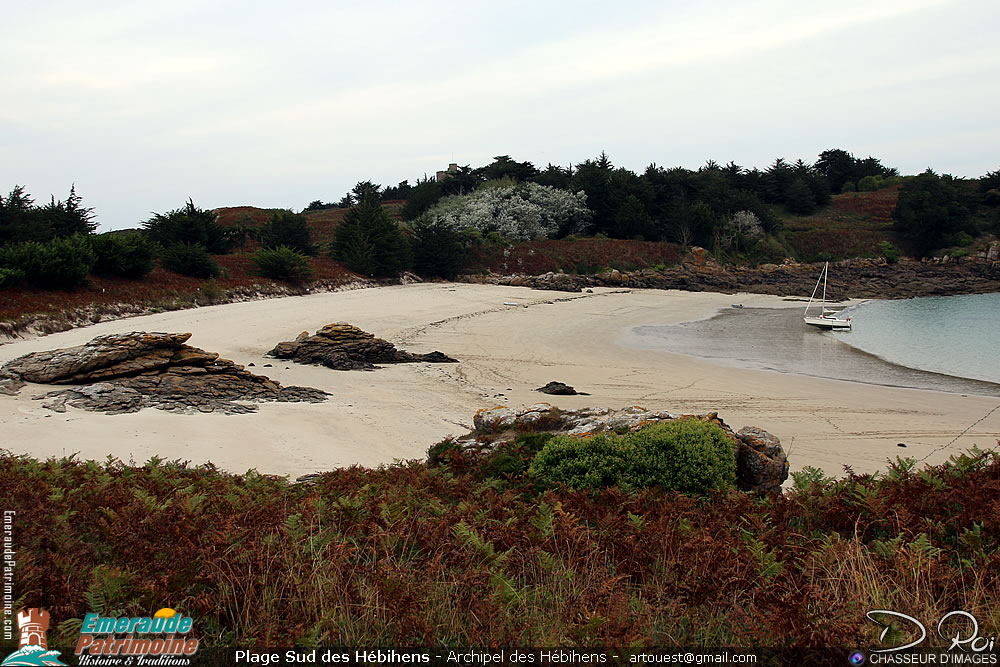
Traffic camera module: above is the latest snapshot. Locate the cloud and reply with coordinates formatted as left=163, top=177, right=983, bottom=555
left=1, top=0, right=997, bottom=229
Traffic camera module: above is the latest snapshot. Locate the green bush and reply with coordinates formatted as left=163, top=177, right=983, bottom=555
left=160, top=243, right=220, bottom=278
left=528, top=419, right=737, bottom=495
left=950, top=231, right=974, bottom=247
left=877, top=240, right=899, bottom=264
left=331, top=199, right=410, bottom=278
left=259, top=210, right=313, bottom=255
left=752, top=237, right=787, bottom=265
left=89, top=232, right=155, bottom=278
left=857, top=175, right=884, bottom=192
left=479, top=432, right=556, bottom=479
left=0, top=266, right=25, bottom=288
left=0, top=235, right=95, bottom=289
left=410, top=219, right=466, bottom=278
left=427, top=438, right=463, bottom=466
left=252, top=246, right=314, bottom=284
left=142, top=199, right=230, bottom=254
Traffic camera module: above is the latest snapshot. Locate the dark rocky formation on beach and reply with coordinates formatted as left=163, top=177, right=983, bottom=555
left=268, top=322, right=458, bottom=371
left=460, top=251, right=1000, bottom=299
left=535, top=381, right=587, bottom=396
left=0, top=332, right=329, bottom=414
left=465, top=404, right=789, bottom=494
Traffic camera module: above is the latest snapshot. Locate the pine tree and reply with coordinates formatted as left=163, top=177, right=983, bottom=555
left=784, top=178, right=817, bottom=215
left=331, top=197, right=410, bottom=277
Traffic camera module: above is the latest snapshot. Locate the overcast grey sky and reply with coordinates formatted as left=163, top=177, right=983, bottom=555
left=3, top=0, right=998, bottom=231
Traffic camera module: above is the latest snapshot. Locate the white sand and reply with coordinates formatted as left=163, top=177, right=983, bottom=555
left=1, top=283, right=998, bottom=479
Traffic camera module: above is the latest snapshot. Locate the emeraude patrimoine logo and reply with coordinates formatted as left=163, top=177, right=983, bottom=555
left=2, top=608, right=66, bottom=667
left=74, top=607, right=199, bottom=658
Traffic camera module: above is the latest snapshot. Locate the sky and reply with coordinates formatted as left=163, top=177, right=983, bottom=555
left=2, top=0, right=998, bottom=231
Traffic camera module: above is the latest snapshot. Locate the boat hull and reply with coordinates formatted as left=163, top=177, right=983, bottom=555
left=803, top=316, right=852, bottom=330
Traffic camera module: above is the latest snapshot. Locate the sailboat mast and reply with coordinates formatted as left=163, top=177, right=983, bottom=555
left=821, top=262, right=828, bottom=310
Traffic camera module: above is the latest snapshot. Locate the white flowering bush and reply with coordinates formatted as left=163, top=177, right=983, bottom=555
left=417, top=182, right=592, bottom=241
left=731, top=210, right=764, bottom=240
left=716, top=210, right=764, bottom=250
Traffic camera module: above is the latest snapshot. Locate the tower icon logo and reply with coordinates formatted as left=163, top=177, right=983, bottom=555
left=1, top=608, right=65, bottom=666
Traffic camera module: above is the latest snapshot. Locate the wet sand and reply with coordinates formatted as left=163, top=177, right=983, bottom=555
left=631, top=304, right=1000, bottom=398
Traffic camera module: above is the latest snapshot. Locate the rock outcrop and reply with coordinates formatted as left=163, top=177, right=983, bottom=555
left=0, top=332, right=329, bottom=414
left=467, top=404, right=789, bottom=494
left=459, top=255, right=1000, bottom=299
left=535, top=381, right=587, bottom=396
left=268, top=323, right=458, bottom=371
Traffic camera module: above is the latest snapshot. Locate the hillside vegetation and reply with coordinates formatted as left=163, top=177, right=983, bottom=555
left=2, top=149, right=998, bottom=331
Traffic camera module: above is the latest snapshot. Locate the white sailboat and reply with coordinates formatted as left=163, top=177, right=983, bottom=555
left=803, top=262, right=852, bottom=330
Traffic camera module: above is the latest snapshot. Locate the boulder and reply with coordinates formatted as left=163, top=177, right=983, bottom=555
left=463, top=403, right=788, bottom=494
left=1, top=332, right=329, bottom=415
left=735, top=426, right=790, bottom=495
left=268, top=322, right=458, bottom=371
left=535, top=381, right=587, bottom=396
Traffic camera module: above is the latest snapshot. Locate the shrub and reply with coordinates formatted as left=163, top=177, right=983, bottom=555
left=418, top=182, right=592, bottom=241
left=877, top=240, right=899, bottom=264
left=197, top=279, right=227, bottom=304
left=160, top=243, right=220, bottom=278
left=479, top=432, right=556, bottom=479
left=89, top=232, right=155, bottom=278
left=142, top=199, right=230, bottom=254
left=951, top=231, right=974, bottom=247
left=857, top=175, right=884, bottom=192
left=427, top=438, right=463, bottom=466
left=784, top=178, right=817, bottom=215
left=893, top=171, right=975, bottom=258
left=528, top=418, right=736, bottom=495
left=252, top=246, right=314, bottom=284
left=258, top=210, right=314, bottom=255
left=0, top=266, right=25, bottom=288
left=0, top=235, right=95, bottom=289
left=410, top=219, right=466, bottom=278
left=331, top=199, right=410, bottom=278
left=752, top=236, right=787, bottom=265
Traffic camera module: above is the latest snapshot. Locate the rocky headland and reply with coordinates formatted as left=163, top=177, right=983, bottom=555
left=0, top=332, right=328, bottom=414
left=460, top=251, right=1000, bottom=300
left=268, top=322, right=458, bottom=370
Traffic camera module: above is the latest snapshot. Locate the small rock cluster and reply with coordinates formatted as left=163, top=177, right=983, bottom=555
left=0, top=332, right=328, bottom=415
left=469, top=403, right=789, bottom=494
left=268, top=323, right=458, bottom=371
left=535, top=381, right=586, bottom=396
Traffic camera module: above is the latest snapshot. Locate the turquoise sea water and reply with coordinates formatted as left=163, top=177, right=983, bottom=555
left=630, top=292, right=1000, bottom=396
left=841, top=292, right=1000, bottom=385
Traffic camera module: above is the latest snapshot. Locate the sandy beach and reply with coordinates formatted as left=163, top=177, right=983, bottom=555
left=2, top=283, right=998, bottom=480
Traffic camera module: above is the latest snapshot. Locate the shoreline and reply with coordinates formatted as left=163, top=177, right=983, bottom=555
left=4, top=256, right=999, bottom=346
left=1, top=283, right=998, bottom=480
left=628, top=303, right=1000, bottom=398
